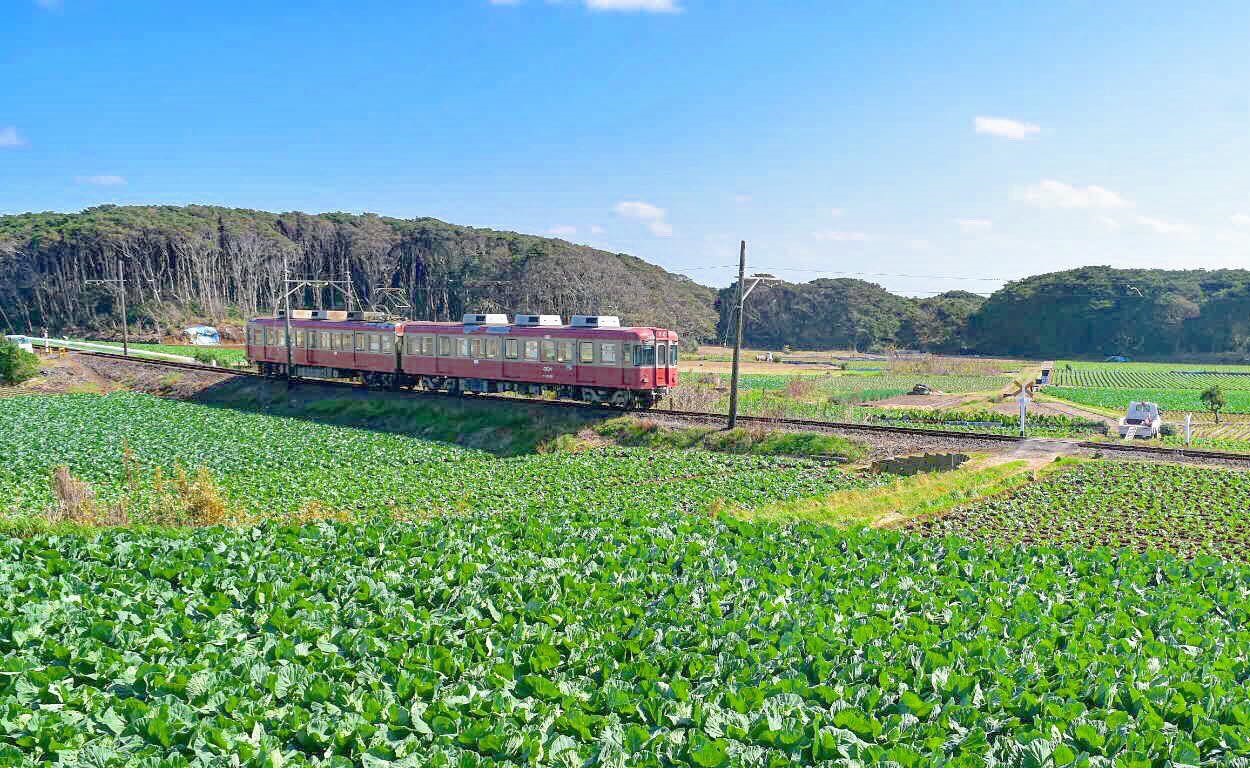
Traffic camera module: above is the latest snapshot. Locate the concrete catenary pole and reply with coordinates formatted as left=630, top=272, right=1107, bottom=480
left=728, top=240, right=747, bottom=429
left=283, top=257, right=294, bottom=390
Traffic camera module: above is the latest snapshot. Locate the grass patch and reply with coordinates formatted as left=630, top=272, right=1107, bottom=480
left=195, top=378, right=594, bottom=456
left=593, top=416, right=868, bottom=461
left=738, top=457, right=1080, bottom=527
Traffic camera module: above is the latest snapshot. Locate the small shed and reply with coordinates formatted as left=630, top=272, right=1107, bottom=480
left=183, top=325, right=221, bottom=346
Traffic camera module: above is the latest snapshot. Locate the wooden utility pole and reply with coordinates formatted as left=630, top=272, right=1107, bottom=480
left=728, top=241, right=747, bottom=429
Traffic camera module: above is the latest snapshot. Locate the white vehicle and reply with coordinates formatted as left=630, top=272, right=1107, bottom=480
left=1118, top=401, right=1162, bottom=439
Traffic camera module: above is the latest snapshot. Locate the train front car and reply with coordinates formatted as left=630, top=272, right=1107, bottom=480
left=399, top=313, right=678, bottom=408
left=245, top=312, right=401, bottom=388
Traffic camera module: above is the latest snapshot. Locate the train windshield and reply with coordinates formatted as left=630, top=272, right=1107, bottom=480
left=632, top=344, right=656, bottom=366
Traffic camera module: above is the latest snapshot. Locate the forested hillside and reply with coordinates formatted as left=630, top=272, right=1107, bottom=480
left=966, top=267, right=1250, bottom=358
left=714, top=280, right=982, bottom=353
left=5, top=206, right=1250, bottom=360
left=0, top=205, right=717, bottom=344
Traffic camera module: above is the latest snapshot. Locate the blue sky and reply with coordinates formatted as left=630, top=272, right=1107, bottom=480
left=4, top=0, right=1249, bottom=295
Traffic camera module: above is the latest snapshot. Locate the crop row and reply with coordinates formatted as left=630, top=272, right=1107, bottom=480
left=909, top=462, right=1250, bottom=561
left=1051, top=361, right=1250, bottom=391
left=1044, top=386, right=1250, bottom=415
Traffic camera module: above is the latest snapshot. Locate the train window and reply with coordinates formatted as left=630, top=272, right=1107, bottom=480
left=321, top=331, right=332, bottom=350
left=601, top=342, right=618, bottom=364
left=541, top=340, right=556, bottom=361
left=579, top=341, right=595, bottom=364
left=505, top=339, right=519, bottom=359
left=382, top=335, right=394, bottom=354
left=404, top=336, right=417, bottom=355
left=470, top=338, right=481, bottom=358
left=422, top=335, right=434, bottom=355
left=307, top=330, right=318, bottom=349
left=656, top=342, right=666, bottom=366
left=485, top=337, right=500, bottom=359
left=438, top=336, right=451, bottom=356
left=296, top=329, right=307, bottom=348
left=456, top=337, right=469, bottom=357
left=670, top=344, right=679, bottom=365
left=340, top=333, right=352, bottom=351
left=369, top=334, right=381, bottom=353
left=557, top=340, right=573, bottom=363
left=524, top=340, right=539, bottom=360
left=633, top=345, right=655, bottom=366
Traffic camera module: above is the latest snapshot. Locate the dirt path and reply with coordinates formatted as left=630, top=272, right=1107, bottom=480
left=990, top=397, right=1116, bottom=427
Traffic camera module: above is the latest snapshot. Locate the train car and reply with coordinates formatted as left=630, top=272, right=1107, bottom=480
left=245, top=312, right=401, bottom=388
left=398, top=313, right=678, bottom=407
left=244, top=311, right=679, bottom=407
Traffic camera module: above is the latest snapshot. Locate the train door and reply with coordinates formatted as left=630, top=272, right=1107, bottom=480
left=576, top=340, right=596, bottom=384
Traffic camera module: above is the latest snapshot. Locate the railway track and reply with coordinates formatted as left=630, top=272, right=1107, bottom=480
left=70, top=350, right=1250, bottom=466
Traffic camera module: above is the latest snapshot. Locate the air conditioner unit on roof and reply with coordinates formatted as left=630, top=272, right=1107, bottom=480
left=462, top=313, right=510, bottom=325
left=514, top=314, right=563, bottom=327
left=570, top=315, right=620, bottom=328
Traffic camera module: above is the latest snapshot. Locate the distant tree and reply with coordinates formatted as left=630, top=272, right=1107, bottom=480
left=1201, top=385, right=1227, bottom=424
left=0, top=339, right=39, bottom=385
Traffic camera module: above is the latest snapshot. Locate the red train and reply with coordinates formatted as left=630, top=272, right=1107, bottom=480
left=245, top=311, right=679, bottom=408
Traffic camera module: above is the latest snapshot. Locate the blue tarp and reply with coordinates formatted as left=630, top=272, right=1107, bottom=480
left=183, top=326, right=221, bottom=345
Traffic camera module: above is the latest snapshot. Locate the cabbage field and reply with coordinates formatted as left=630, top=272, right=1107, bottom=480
left=1051, top=361, right=1250, bottom=391
left=8, top=504, right=1250, bottom=765
left=910, top=462, right=1250, bottom=560
left=0, top=393, right=871, bottom=520
left=1044, top=386, right=1250, bottom=415
left=6, top=392, right=1250, bottom=764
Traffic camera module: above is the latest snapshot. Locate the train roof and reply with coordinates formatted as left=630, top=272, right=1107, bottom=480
left=248, top=316, right=677, bottom=338
left=398, top=320, right=677, bottom=339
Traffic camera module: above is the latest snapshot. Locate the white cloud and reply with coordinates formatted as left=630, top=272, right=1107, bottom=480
left=1012, top=179, right=1130, bottom=209
left=0, top=127, right=23, bottom=148
left=614, top=200, right=673, bottom=237
left=905, top=239, right=931, bottom=250
left=75, top=174, right=126, bottom=186
left=956, top=218, right=993, bottom=234
left=546, top=225, right=577, bottom=236
left=1135, top=215, right=1192, bottom=235
left=974, top=116, right=1040, bottom=140
left=812, top=230, right=868, bottom=242
left=585, top=0, right=680, bottom=11
left=1097, top=216, right=1121, bottom=232
left=589, top=224, right=605, bottom=235
left=829, top=207, right=844, bottom=218
left=733, top=194, right=751, bottom=205
left=1231, top=213, right=1250, bottom=228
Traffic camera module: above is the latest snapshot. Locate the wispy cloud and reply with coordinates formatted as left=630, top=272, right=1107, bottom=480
left=589, top=224, right=605, bottom=235
left=1097, top=216, right=1121, bottom=232
left=956, top=218, right=993, bottom=234
left=1135, top=215, right=1192, bottom=235
left=546, top=225, right=577, bottom=236
left=974, top=116, right=1040, bottom=140
left=812, top=230, right=868, bottom=242
left=614, top=200, right=673, bottom=236
left=733, top=194, right=751, bottom=205
left=75, top=174, right=126, bottom=186
left=1012, top=179, right=1130, bottom=209
left=1231, top=213, right=1250, bottom=228
left=829, top=207, right=844, bottom=218
left=0, top=126, right=23, bottom=148
left=585, top=0, right=680, bottom=12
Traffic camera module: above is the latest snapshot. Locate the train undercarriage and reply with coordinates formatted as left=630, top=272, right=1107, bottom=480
left=257, top=363, right=666, bottom=409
